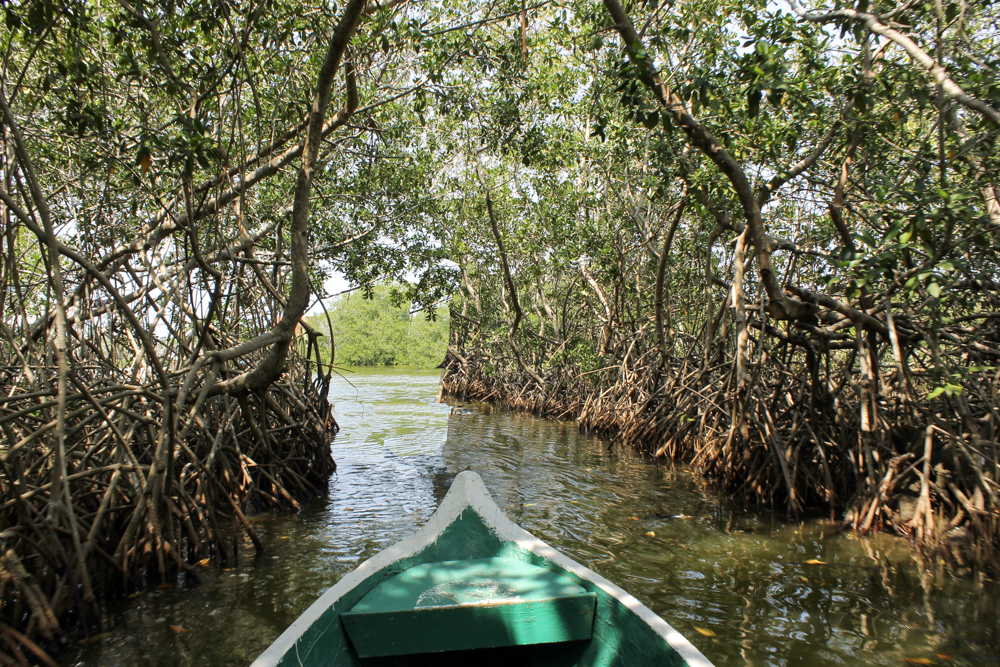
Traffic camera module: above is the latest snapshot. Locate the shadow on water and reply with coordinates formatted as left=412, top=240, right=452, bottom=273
left=70, top=367, right=1000, bottom=667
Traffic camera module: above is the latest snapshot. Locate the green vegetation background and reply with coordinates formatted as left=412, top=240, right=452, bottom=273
left=308, top=284, right=448, bottom=368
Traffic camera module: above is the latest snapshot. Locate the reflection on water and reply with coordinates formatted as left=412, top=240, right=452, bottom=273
left=71, top=367, right=1000, bottom=667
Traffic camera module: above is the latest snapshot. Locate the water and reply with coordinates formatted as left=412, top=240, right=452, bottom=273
left=71, top=367, right=1000, bottom=667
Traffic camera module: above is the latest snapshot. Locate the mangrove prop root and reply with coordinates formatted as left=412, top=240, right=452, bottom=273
left=0, top=363, right=337, bottom=660
left=441, top=320, right=1000, bottom=576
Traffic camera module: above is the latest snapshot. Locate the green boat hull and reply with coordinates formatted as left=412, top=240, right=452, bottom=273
left=250, top=472, right=714, bottom=667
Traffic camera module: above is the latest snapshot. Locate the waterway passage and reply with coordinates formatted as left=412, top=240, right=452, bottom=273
left=71, top=368, right=999, bottom=667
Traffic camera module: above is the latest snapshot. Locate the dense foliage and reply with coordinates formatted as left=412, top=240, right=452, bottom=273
left=309, top=285, right=448, bottom=367
left=432, top=0, right=1000, bottom=578
left=1, top=0, right=1000, bottom=658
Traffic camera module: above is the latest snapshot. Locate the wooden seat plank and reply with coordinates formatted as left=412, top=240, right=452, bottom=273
left=341, top=557, right=596, bottom=657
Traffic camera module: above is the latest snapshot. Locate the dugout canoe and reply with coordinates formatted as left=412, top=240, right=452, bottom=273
left=250, top=470, right=715, bottom=667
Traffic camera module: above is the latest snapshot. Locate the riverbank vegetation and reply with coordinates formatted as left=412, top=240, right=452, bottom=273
left=0, top=0, right=435, bottom=659
left=1, top=0, right=999, bottom=660
left=435, top=0, right=1000, bottom=578
left=308, top=285, right=448, bottom=367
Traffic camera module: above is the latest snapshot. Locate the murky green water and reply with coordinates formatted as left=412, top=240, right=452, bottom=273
left=71, top=368, right=1000, bottom=667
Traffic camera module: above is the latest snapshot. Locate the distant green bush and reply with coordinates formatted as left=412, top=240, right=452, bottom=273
left=307, top=285, right=448, bottom=368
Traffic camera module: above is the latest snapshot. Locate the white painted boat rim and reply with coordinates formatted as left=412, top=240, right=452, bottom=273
left=250, top=470, right=715, bottom=667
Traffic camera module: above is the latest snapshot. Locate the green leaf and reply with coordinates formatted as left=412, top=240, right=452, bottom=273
left=927, top=386, right=946, bottom=400
left=884, top=220, right=904, bottom=242
left=747, top=89, right=761, bottom=118
left=5, top=7, right=22, bottom=30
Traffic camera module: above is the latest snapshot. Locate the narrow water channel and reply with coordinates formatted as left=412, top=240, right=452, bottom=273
left=71, top=368, right=1000, bottom=667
